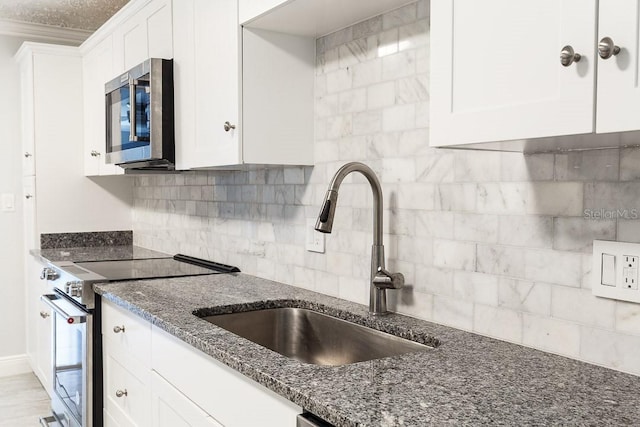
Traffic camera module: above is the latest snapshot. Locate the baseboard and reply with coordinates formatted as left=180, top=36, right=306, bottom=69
left=0, top=354, right=32, bottom=378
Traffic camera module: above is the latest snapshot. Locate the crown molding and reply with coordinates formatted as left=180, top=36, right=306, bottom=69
left=0, top=19, right=91, bottom=45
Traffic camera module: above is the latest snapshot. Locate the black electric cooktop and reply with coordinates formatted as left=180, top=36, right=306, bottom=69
left=73, top=254, right=240, bottom=282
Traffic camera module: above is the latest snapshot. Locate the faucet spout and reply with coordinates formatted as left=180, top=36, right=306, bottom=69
left=314, top=162, right=383, bottom=245
left=315, top=162, right=403, bottom=315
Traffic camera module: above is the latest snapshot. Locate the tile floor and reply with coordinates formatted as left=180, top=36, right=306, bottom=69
left=0, top=372, right=50, bottom=426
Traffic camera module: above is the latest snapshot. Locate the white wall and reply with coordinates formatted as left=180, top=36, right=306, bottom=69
left=132, top=1, right=640, bottom=376
left=0, top=34, right=28, bottom=358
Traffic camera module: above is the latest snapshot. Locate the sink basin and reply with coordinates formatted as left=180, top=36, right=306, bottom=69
left=199, top=307, right=431, bottom=366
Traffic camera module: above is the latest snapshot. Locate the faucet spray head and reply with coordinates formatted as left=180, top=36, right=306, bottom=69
left=315, top=190, right=338, bottom=233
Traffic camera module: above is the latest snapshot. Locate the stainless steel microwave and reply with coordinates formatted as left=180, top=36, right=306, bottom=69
left=105, top=58, right=175, bottom=170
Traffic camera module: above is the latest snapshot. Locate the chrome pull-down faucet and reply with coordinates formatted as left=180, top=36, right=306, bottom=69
left=315, top=162, right=404, bottom=315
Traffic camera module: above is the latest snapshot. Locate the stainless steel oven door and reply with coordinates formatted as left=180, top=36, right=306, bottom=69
left=41, top=294, right=92, bottom=427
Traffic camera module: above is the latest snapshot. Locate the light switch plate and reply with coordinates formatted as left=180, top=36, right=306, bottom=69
left=305, top=218, right=325, bottom=253
left=593, top=240, right=640, bottom=303
left=1, top=193, right=15, bottom=212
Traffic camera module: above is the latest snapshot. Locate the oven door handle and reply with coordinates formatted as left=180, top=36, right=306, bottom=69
left=39, top=416, right=58, bottom=426
left=41, top=294, right=87, bottom=324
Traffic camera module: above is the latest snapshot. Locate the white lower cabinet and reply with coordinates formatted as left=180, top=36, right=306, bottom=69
left=35, top=297, right=53, bottom=395
left=102, top=301, right=301, bottom=426
left=103, top=301, right=152, bottom=426
left=25, top=255, right=53, bottom=396
left=151, top=373, right=222, bottom=427
left=103, top=343, right=151, bottom=427
left=152, top=326, right=301, bottom=427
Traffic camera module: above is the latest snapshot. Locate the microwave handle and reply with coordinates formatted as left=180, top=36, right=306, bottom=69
left=41, top=294, right=87, bottom=324
left=129, top=78, right=138, bottom=142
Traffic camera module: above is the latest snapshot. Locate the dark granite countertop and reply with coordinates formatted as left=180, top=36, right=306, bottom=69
left=31, top=246, right=171, bottom=264
left=94, top=273, right=640, bottom=426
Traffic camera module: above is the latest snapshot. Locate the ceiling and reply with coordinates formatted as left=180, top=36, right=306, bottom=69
left=0, top=0, right=129, bottom=31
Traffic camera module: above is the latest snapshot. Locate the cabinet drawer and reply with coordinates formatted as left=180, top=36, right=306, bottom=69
left=152, top=372, right=223, bottom=427
left=104, top=343, right=151, bottom=427
left=152, top=326, right=300, bottom=427
left=102, top=301, right=151, bottom=365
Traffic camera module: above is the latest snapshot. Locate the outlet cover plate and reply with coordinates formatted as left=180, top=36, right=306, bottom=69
left=593, top=240, right=640, bottom=303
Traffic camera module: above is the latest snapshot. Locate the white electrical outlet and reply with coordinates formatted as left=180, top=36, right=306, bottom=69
left=622, top=255, right=639, bottom=290
left=593, top=240, right=640, bottom=302
left=305, top=218, right=325, bottom=253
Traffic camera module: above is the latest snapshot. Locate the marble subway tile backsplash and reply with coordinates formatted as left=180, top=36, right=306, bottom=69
left=133, top=1, right=640, bottom=375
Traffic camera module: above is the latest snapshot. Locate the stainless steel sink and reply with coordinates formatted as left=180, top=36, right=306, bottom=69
left=200, top=307, right=431, bottom=366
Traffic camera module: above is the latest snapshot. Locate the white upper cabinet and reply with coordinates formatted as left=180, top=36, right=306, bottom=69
left=113, top=0, right=173, bottom=72
left=431, top=0, right=640, bottom=150
left=596, top=0, right=640, bottom=133
left=80, top=0, right=314, bottom=171
left=173, top=0, right=241, bottom=169
left=83, top=35, right=122, bottom=176
left=174, top=0, right=315, bottom=169
left=430, top=0, right=597, bottom=148
left=16, top=43, right=133, bottom=234
left=81, top=0, right=172, bottom=176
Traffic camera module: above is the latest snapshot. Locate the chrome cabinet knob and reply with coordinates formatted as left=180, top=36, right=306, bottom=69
left=113, top=325, right=125, bottom=333
left=560, top=45, right=581, bottom=67
left=223, top=121, right=236, bottom=132
left=90, top=150, right=101, bottom=157
left=25, top=194, right=33, bottom=199
left=115, top=389, right=128, bottom=398
left=39, top=311, right=50, bottom=319
left=24, top=152, right=32, bottom=158
left=598, top=36, right=621, bottom=59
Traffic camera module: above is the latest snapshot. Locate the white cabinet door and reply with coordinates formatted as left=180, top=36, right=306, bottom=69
left=152, top=326, right=300, bottom=427
left=83, top=35, right=122, bottom=176
left=147, top=0, right=173, bottom=59
left=103, top=342, right=151, bottom=427
left=26, top=256, right=54, bottom=397
left=114, top=0, right=173, bottom=73
left=173, top=0, right=240, bottom=169
left=151, top=373, right=223, bottom=427
left=102, top=300, right=152, bottom=427
left=430, top=0, right=597, bottom=147
left=36, top=297, right=53, bottom=396
left=20, top=57, right=35, bottom=176
left=22, top=177, right=36, bottom=251
left=596, top=0, right=640, bottom=133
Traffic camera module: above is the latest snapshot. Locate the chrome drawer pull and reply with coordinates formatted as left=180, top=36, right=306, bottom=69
left=115, top=389, right=128, bottom=398
left=113, top=325, right=125, bottom=333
